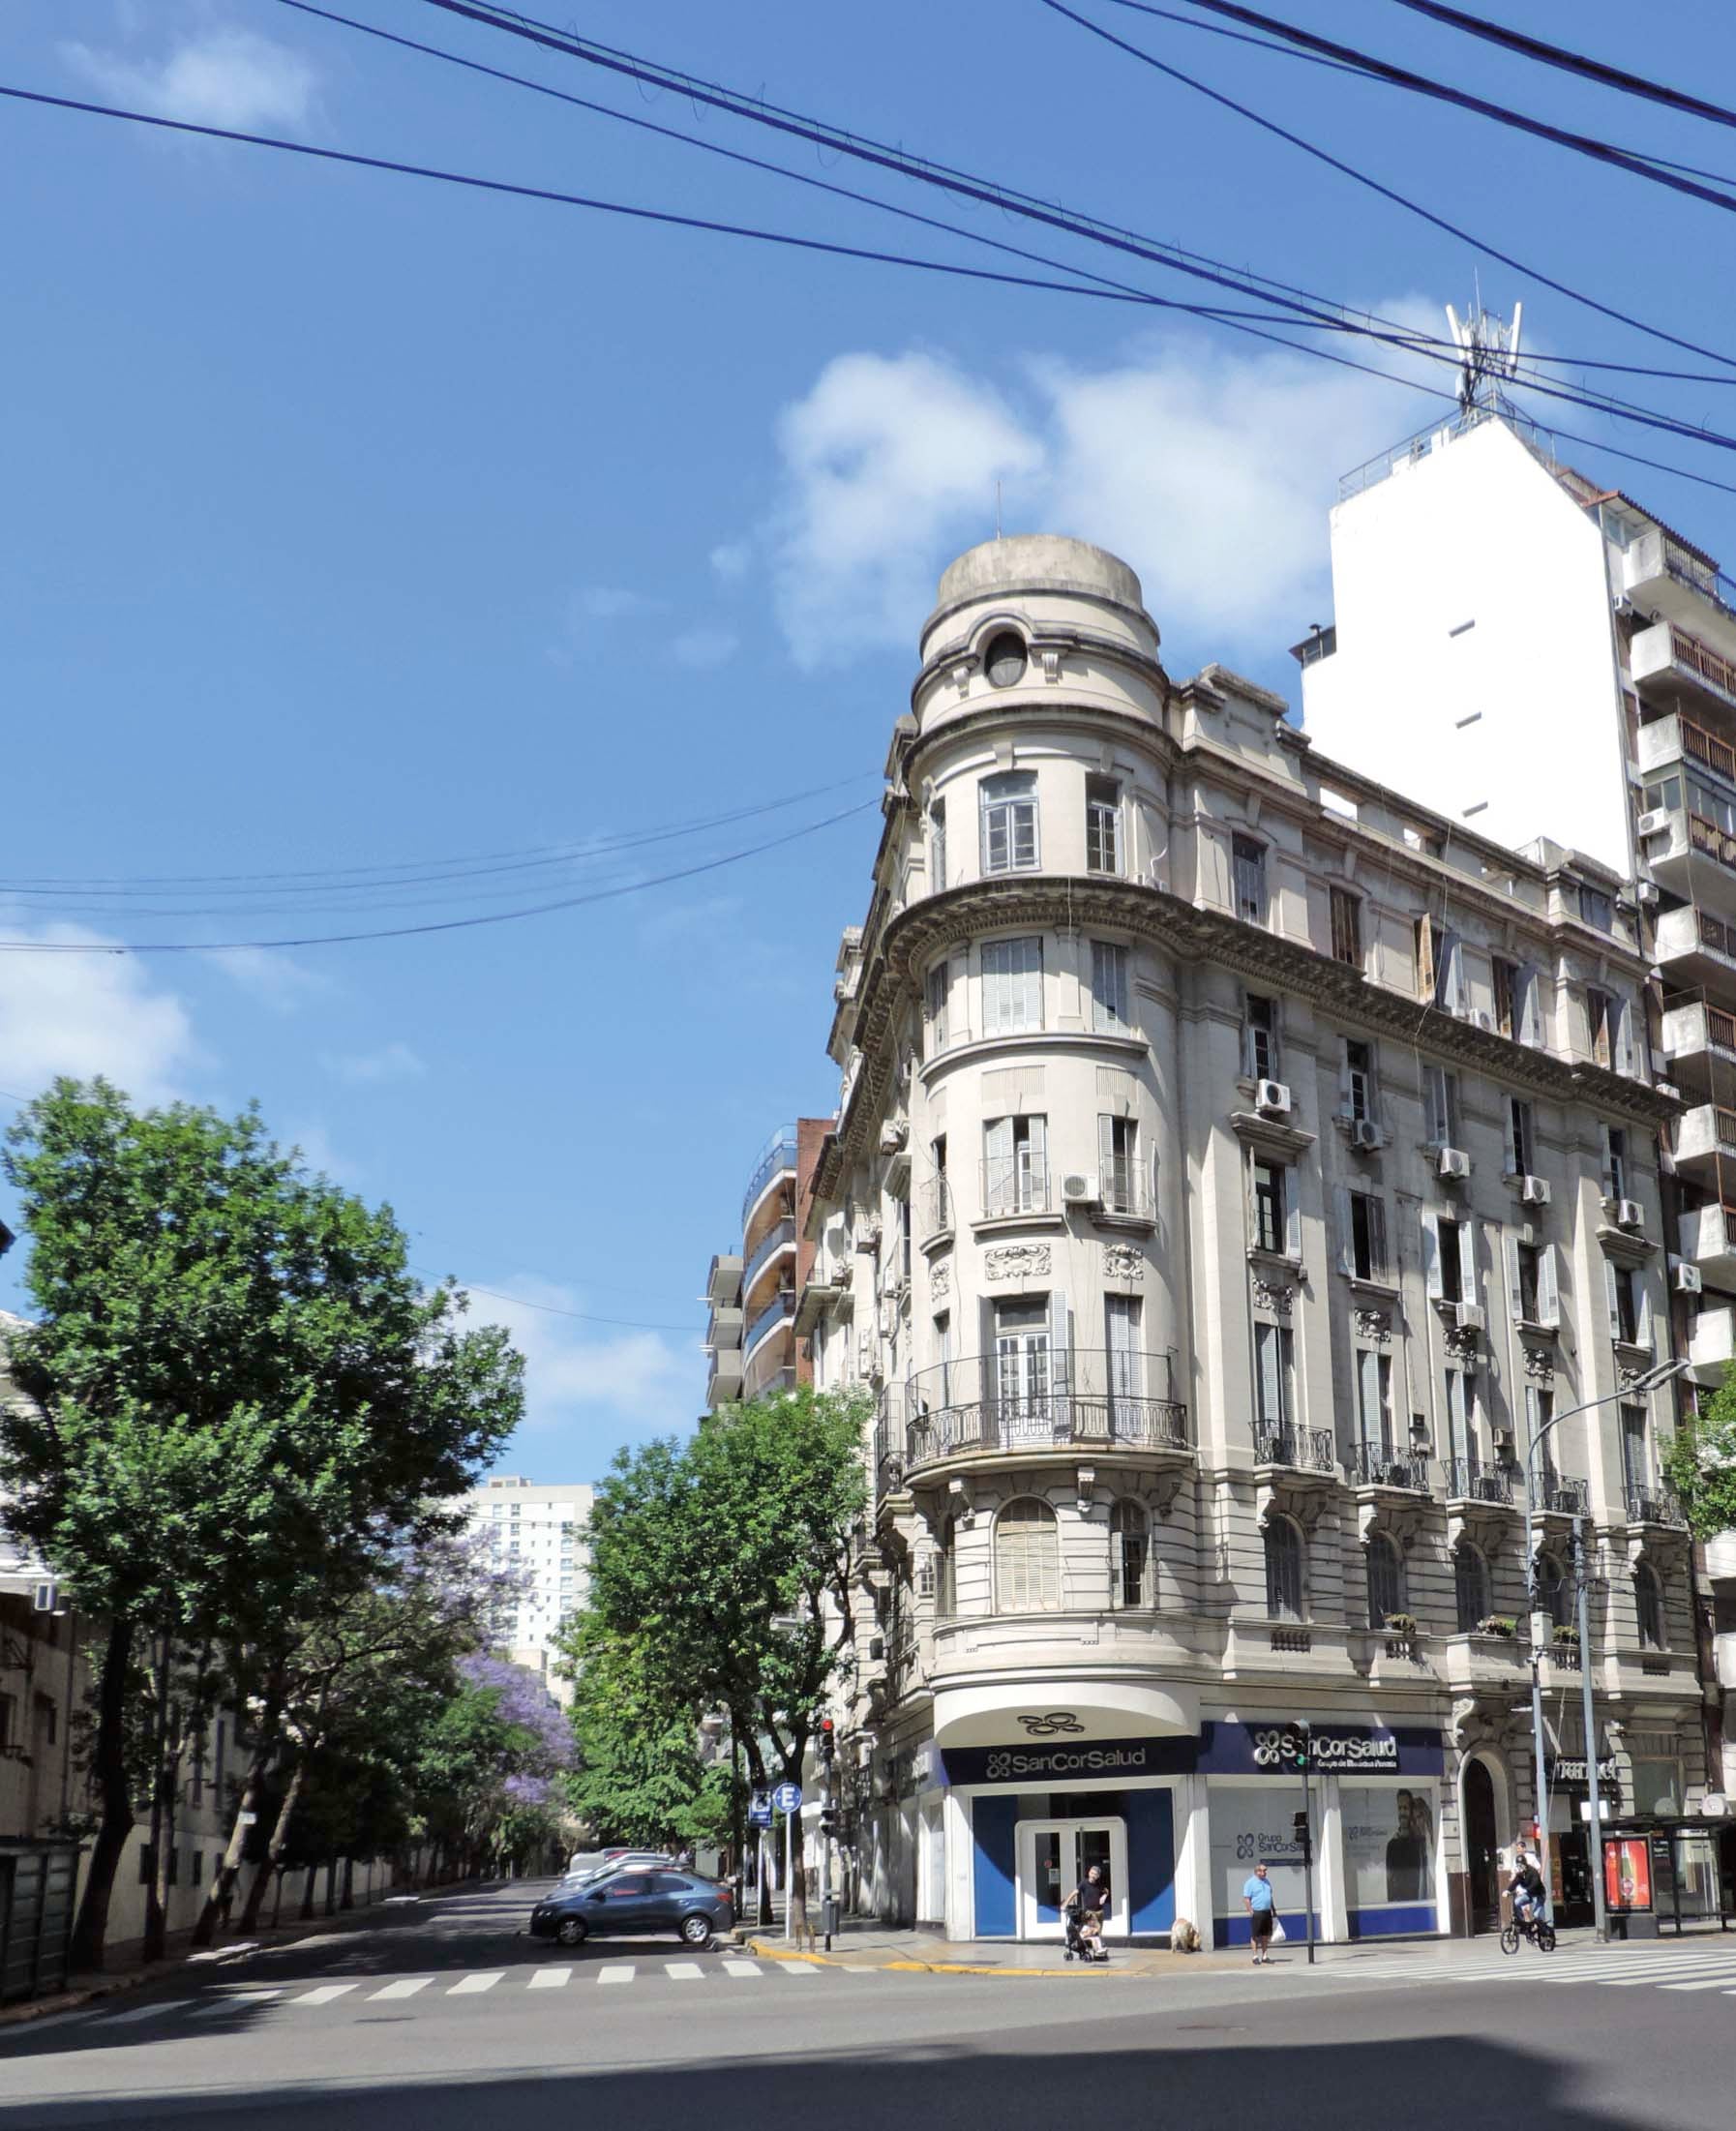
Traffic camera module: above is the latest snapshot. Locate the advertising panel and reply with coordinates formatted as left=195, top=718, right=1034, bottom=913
left=1209, top=1783, right=1310, bottom=1924
left=1603, top=1836, right=1653, bottom=1912
left=1341, top=1785, right=1437, bottom=1906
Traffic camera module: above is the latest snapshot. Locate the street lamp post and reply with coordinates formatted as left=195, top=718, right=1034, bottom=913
left=1519, top=1356, right=1686, bottom=1936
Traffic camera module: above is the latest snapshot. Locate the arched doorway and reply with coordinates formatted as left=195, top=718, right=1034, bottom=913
left=1463, top=1759, right=1501, bottom=1932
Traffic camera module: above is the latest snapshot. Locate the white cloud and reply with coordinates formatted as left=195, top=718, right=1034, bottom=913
left=709, top=541, right=751, bottom=582
left=671, top=625, right=739, bottom=671
left=569, top=585, right=662, bottom=625
left=320, top=1041, right=427, bottom=1085
left=0, top=923, right=205, bottom=1107
left=283, top=1119, right=362, bottom=1186
left=763, top=318, right=1438, bottom=668
left=62, top=26, right=319, bottom=133
left=205, top=946, right=330, bottom=1015
left=462, top=1276, right=700, bottom=1439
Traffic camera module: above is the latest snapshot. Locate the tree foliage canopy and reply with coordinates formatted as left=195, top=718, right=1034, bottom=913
left=1664, top=1375, right=1736, bottom=1541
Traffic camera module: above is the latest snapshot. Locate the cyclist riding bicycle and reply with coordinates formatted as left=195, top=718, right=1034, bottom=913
left=1510, top=1852, right=1546, bottom=1931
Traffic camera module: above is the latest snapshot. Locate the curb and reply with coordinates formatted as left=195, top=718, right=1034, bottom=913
left=744, top=1936, right=1148, bottom=1978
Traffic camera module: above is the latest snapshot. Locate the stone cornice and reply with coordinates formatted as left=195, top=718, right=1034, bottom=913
left=812, top=875, right=1678, bottom=1201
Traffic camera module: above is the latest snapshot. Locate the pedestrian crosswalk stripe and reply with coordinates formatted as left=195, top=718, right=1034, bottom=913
left=527, top=1967, right=571, bottom=1990
left=597, top=1965, right=635, bottom=1985
left=782, top=1962, right=821, bottom=1976
left=664, top=1962, right=705, bottom=1980
left=447, top=1972, right=503, bottom=1995
left=721, top=1960, right=763, bottom=1978
left=289, top=1985, right=357, bottom=2006
left=369, top=1978, right=433, bottom=1999
left=102, top=2001, right=190, bottom=2025
left=194, top=1992, right=280, bottom=2017
left=1658, top=1971, right=1736, bottom=1991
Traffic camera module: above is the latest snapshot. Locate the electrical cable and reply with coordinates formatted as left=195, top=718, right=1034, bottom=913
left=409, top=1267, right=702, bottom=1331
left=407, top=0, right=1736, bottom=375
left=1155, top=0, right=1736, bottom=205
left=0, top=795, right=878, bottom=953
left=1379, top=0, right=1736, bottom=133
left=1045, top=0, right=1736, bottom=400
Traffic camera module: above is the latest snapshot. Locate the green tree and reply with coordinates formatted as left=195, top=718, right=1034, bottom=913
left=1664, top=1375, right=1736, bottom=1540
left=0, top=1079, right=524, bottom=1966
left=558, top=1619, right=734, bottom=1851
left=584, top=1387, right=870, bottom=1793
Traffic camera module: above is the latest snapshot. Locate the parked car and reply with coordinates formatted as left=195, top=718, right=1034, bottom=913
left=561, top=1850, right=672, bottom=1885
left=529, top=1870, right=733, bottom=1950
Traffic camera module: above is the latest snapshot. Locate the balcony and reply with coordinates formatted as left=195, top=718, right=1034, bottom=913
left=1672, top=1102, right=1736, bottom=1182
left=1534, top=1472, right=1590, bottom=1518
left=1625, top=530, right=1736, bottom=636
left=1639, top=808, right=1736, bottom=907
left=1661, top=999, right=1736, bottom=1091
left=705, top=1304, right=743, bottom=1351
left=741, top=1126, right=798, bottom=1232
left=1678, top=1202, right=1736, bottom=1284
left=1653, top=904, right=1736, bottom=987
left=1625, top=1482, right=1688, bottom=1528
left=918, top=1175, right=953, bottom=1245
left=706, top=1348, right=744, bottom=1406
left=899, top=1350, right=1188, bottom=1479
left=1351, top=1445, right=1432, bottom=1495
left=1638, top=707, right=1736, bottom=790
left=1445, top=1456, right=1514, bottom=1507
left=1686, top=1302, right=1736, bottom=1385
left=1093, top=1167, right=1156, bottom=1227
left=742, top=1289, right=795, bottom=1365
left=706, top=1252, right=742, bottom=1307
left=1632, top=619, right=1736, bottom=719
left=740, top=1217, right=797, bottom=1305
left=978, top=1155, right=1052, bottom=1221
left=1442, top=1631, right=1529, bottom=1694
left=1254, top=1425, right=1337, bottom=1477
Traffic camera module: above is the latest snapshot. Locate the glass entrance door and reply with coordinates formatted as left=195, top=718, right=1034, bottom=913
left=1016, top=1817, right=1128, bottom=1939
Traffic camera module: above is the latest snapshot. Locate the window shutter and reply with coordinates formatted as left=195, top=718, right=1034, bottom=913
left=1505, top=1235, right=1523, bottom=1324
left=1615, top=999, right=1637, bottom=1078
left=1098, top=1112, right=1116, bottom=1187
left=1502, top=1100, right=1517, bottom=1176
left=1637, top=1279, right=1653, bottom=1353
left=1337, top=1041, right=1354, bottom=1118
left=1422, top=1210, right=1443, bottom=1298
left=1368, top=1195, right=1388, bottom=1280
left=1459, top=1220, right=1480, bottom=1306
left=1518, top=965, right=1543, bottom=1047
left=1357, top=1349, right=1379, bottom=1449
left=1334, top=1185, right=1353, bottom=1276
left=1285, top=1173, right=1302, bottom=1260
left=1604, top=1258, right=1622, bottom=1341
left=1256, top=1323, right=1282, bottom=1430
left=1539, top=1246, right=1561, bottom=1329
left=1049, top=1289, right=1071, bottom=1397
left=1416, top=915, right=1436, bottom=1000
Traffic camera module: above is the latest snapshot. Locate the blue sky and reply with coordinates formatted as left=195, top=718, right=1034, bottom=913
left=3, top=1, right=1734, bottom=1479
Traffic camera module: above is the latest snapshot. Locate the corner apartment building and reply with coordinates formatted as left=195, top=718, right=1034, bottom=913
left=1302, top=390, right=1736, bottom=1803
left=704, top=1122, right=829, bottom=1411
left=800, top=531, right=1702, bottom=1949
left=466, top=1476, right=595, bottom=1703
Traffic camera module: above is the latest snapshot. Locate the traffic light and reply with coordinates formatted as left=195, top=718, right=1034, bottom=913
left=819, top=1716, right=836, bottom=1768
left=1286, top=1722, right=1311, bottom=1771
left=1293, top=1811, right=1312, bottom=1863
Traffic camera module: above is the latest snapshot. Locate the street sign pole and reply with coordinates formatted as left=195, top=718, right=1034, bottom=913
left=783, top=1803, right=793, bottom=1944
left=1293, top=1721, right=1316, bottom=1967
left=1575, top=1516, right=1610, bottom=1943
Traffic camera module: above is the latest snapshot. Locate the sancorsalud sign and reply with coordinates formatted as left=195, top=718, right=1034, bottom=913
left=941, top=1720, right=1443, bottom=1788
left=1248, top=1725, right=1399, bottom=1772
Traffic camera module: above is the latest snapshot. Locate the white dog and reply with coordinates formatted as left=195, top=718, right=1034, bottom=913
left=1170, top=1917, right=1201, bottom=1954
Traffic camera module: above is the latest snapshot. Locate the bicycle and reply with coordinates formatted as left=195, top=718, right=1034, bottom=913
left=1500, top=1910, right=1558, bottom=1955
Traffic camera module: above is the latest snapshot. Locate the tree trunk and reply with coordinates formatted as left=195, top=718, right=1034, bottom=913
left=324, top=1856, right=339, bottom=1917
left=299, top=1866, right=316, bottom=1921
left=239, top=1754, right=305, bottom=1933
left=143, top=1636, right=177, bottom=1965
left=190, top=1693, right=282, bottom=1949
left=70, top=1615, right=135, bottom=1973
left=340, top=1856, right=354, bottom=1911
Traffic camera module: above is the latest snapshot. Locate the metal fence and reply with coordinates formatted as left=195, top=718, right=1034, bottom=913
left=0, top=1841, right=78, bottom=2006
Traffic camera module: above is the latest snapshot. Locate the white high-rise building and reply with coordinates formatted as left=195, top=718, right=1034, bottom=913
left=466, top=1476, right=595, bottom=1703
left=1300, top=371, right=1736, bottom=1798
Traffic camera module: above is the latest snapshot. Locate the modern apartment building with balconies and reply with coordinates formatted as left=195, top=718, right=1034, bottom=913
left=1302, top=379, right=1736, bottom=1828
left=800, top=532, right=1701, bottom=1949
left=705, top=1123, right=829, bottom=1411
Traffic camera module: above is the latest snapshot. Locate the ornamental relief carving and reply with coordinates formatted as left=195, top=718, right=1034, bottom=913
left=1522, top=1343, right=1556, bottom=1381
left=1353, top=1308, right=1391, bottom=1343
left=1251, top=1277, right=1293, bottom=1317
left=929, top=1256, right=951, bottom=1303
left=1102, top=1243, right=1145, bottom=1282
left=984, top=1243, right=1051, bottom=1281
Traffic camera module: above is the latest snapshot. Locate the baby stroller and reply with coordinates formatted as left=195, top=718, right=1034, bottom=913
left=1063, top=1902, right=1110, bottom=1963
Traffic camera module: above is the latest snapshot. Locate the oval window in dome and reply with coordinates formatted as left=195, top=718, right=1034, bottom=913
left=984, top=632, right=1028, bottom=687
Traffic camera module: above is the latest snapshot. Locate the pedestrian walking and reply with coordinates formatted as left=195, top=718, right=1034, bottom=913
left=1242, top=1860, right=1277, bottom=1965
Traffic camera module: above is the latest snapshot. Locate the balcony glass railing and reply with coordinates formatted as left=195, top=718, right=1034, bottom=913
left=741, top=1127, right=798, bottom=1228
left=740, top=1217, right=797, bottom=1300
left=743, top=1291, right=796, bottom=1358
left=897, top=1350, right=1186, bottom=1474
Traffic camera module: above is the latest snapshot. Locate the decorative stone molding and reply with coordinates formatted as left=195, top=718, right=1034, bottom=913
left=929, top=1255, right=951, bottom=1304
left=1523, top=1343, right=1556, bottom=1382
left=1358, top=1497, right=1427, bottom=1552
left=985, top=1242, right=1052, bottom=1281
left=1251, top=1276, right=1294, bottom=1317
left=1444, top=1322, right=1482, bottom=1363
left=1103, top=1243, right=1145, bottom=1282
left=1353, top=1307, right=1391, bottom=1343
left=1259, top=1482, right=1332, bottom=1537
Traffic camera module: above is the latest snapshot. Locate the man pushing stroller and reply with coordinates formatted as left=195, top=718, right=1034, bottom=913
left=1063, top=1863, right=1111, bottom=1962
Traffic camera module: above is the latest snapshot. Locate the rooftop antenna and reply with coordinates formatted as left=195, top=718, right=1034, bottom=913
left=1445, top=297, right=1524, bottom=417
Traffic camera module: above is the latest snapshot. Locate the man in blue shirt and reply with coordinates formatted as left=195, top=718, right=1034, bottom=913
left=1242, top=1860, right=1277, bottom=1964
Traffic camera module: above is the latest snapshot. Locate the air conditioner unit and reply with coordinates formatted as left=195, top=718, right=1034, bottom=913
left=1636, top=881, right=1661, bottom=906
left=1471, top=1009, right=1494, bottom=1031
left=1349, top=1118, right=1381, bottom=1151
left=1062, top=1171, right=1100, bottom=1207
left=1616, top=1198, right=1645, bottom=1230
left=1256, top=1079, right=1292, bottom=1117
left=1635, top=808, right=1669, bottom=837
left=1492, top=1425, right=1514, bottom=1449
left=1456, top=1303, right=1487, bottom=1335
left=1520, top=1175, right=1551, bottom=1206
left=1676, top=1262, right=1704, bottom=1295
left=1438, top=1147, right=1471, bottom=1180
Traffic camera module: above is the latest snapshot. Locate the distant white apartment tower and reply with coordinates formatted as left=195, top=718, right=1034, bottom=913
left=467, top=1476, right=595, bottom=1702
left=1299, top=371, right=1736, bottom=1793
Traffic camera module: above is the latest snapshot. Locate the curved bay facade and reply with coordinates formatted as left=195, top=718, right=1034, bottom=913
left=802, top=535, right=1704, bottom=1946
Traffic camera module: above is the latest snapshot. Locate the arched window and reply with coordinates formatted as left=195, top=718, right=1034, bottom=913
left=1454, top=1543, right=1490, bottom=1635
left=1366, top=1531, right=1405, bottom=1629
left=937, top=1516, right=957, bottom=1619
left=984, top=631, right=1028, bottom=688
left=1264, top=1516, right=1304, bottom=1622
left=1634, top=1561, right=1665, bottom=1650
left=1110, top=1499, right=1148, bottom=1609
left=1536, top=1551, right=1573, bottom=1629
left=995, top=1498, right=1060, bottom=1612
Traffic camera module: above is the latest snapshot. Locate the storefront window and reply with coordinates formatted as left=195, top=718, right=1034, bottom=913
left=1631, top=1758, right=1681, bottom=1816
left=1341, top=1785, right=1437, bottom=1910
left=1209, top=1786, right=1311, bottom=1931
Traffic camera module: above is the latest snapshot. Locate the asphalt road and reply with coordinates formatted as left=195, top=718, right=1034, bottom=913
left=3, top=1881, right=1730, bottom=2131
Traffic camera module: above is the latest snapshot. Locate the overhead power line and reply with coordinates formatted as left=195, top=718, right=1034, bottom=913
left=412, top=1268, right=702, bottom=1332
left=1380, top=0, right=1736, bottom=132
left=1157, top=0, right=1736, bottom=206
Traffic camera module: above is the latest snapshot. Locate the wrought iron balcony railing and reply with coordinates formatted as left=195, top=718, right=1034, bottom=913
left=1352, top=1445, right=1432, bottom=1493
left=979, top=1155, right=1050, bottom=1218
left=897, top=1349, right=1185, bottom=1476
left=1625, top=1482, right=1688, bottom=1528
left=1445, top=1456, right=1513, bottom=1505
left=1255, top=1425, right=1336, bottom=1474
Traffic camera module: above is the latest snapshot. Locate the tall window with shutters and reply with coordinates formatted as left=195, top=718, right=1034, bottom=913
left=1091, top=940, right=1131, bottom=1032
left=1443, top=1367, right=1477, bottom=1467
left=980, top=936, right=1043, bottom=1035
left=1085, top=774, right=1122, bottom=875
left=1620, top=1403, right=1652, bottom=1494
left=1251, top=1159, right=1295, bottom=1257
left=1454, top=1543, right=1491, bottom=1635
left=1634, top=1561, right=1665, bottom=1650
left=980, top=772, right=1039, bottom=875
left=1416, top=915, right=1467, bottom=1013
left=1605, top=1262, right=1648, bottom=1349
left=1504, top=1096, right=1535, bottom=1177
left=1340, top=1187, right=1388, bottom=1282
left=1098, top=1114, right=1140, bottom=1216
left=1329, top=885, right=1362, bottom=967
left=1342, top=1037, right=1376, bottom=1124
left=1231, top=834, right=1268, bottom=926
left=1492, top=955, right=1518, bottom=1038
left=928, top=798, right=946, bottom=893
left=1244, top=995, right=1279, bottom=1081
left=1254, top=1321, right=1295, bottom=1434
left=925, top=960, right=949, bottom=1058
left=1423, top=1066, right=1459, bottom=1149
left=1356, top=1348, right=1394, bottom=1460
left=1110, top=1498, right=1148, bottom=1609
left=1366, top=1532, right=1404, bottom=1629
left=983, top=1115, right=1047, bottom=1216
left=1586, top=986, right=1615, bottom=1068
left=1422, top=1210, right=1478, bottom=1310
left=1506, top=1237, right=1560, bottom=1328
left=1601, top=1125, right=1629, bottom=1202
left=1264, top=1516, right=1304, bottom=1622
left=992, top=1299, right=1056, bottom=1440
left=995, top=1498, right=1060, bottom=1613
left=1105, top=1293, right=1142, bottom=1428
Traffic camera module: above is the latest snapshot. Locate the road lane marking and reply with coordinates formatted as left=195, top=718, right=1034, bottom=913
left=527, top=1968, right=571, bottom=1990
left=1659, top=1971, right=1736, bottom=1991
left=447, top=1972, right=504, bottom=1995
left=193, top=1991, right=280, bottom=2018
left=664, top=1962, right=704, bottom=1980
left=721, top=1960, right=763, bottom=1978
left=102, top=2001, right=192, bottom=2024
left=781, top=1963, right=821, bottom=1977
left=288, top=1986, right=358, bottom=2006
left=369, top=1978, right=434, bottom=1999
left=597, top=1965, right=635, bottom=1985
